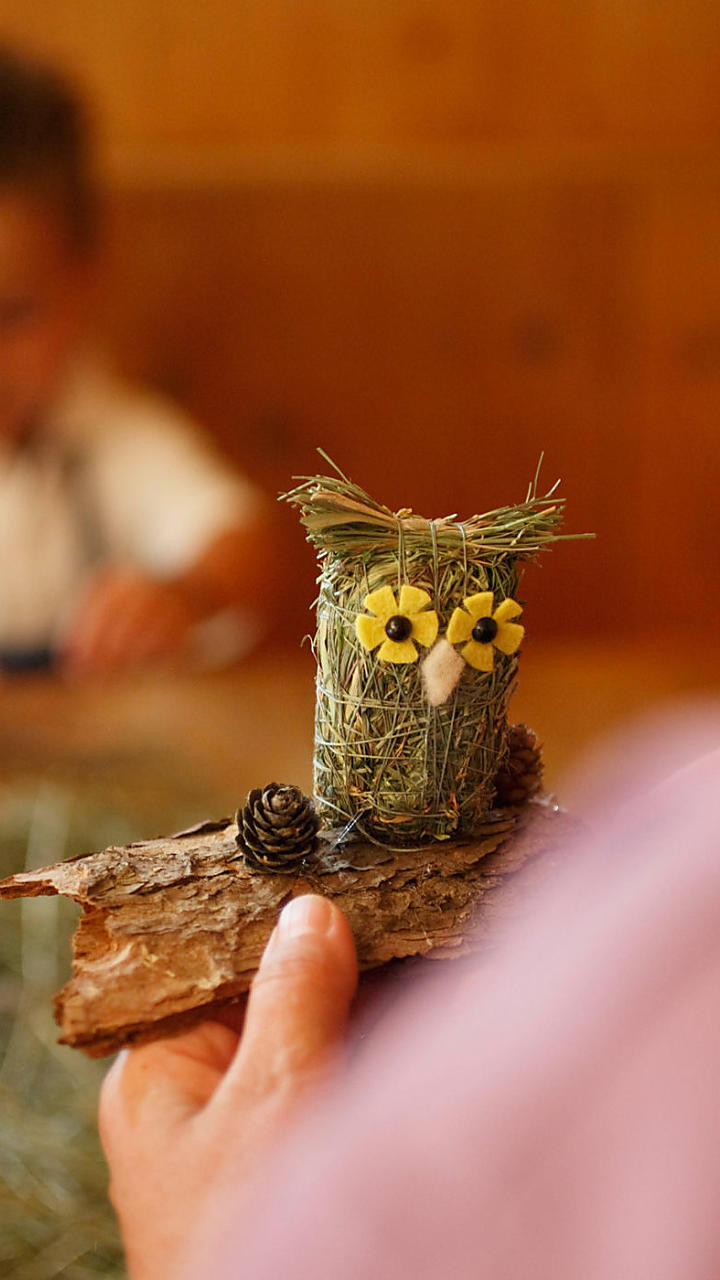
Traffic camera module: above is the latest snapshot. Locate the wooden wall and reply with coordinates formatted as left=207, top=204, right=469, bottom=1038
left=2, top=3, right=718, bottom=640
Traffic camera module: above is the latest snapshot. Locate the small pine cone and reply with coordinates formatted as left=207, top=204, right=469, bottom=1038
left=236, top=783, right=319, bottom=874
left=494, top=724, right=544, bottom=808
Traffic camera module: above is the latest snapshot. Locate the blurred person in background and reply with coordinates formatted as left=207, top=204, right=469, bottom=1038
left=0, top=45, right=274, bottom=677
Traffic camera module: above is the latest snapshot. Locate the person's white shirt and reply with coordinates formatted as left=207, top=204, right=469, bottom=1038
left=0, top=360, right=261, bottom=657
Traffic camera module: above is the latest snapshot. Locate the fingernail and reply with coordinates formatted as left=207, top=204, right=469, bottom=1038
left=278, top=894, right=333, bottom=940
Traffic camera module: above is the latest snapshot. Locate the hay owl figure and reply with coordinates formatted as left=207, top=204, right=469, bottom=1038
left=286, top=461, right=567, bottom=847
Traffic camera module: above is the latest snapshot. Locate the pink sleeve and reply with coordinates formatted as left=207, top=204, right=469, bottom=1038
left=181, top=708, right=720, bottom=1280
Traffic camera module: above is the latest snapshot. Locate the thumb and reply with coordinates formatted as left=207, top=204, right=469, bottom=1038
left=216, top=894, right=358, bottom=1108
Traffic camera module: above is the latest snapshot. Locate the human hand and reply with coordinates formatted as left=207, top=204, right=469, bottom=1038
left=99, top=895, right=358, bottom=1280
left=62, top=568, right=200, bottom=674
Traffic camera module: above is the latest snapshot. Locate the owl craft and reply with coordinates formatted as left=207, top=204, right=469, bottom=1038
left=284, top=459, right=570, bottom=847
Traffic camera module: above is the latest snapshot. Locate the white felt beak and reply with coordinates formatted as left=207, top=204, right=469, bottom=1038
left=421, top=639, right=466, bottom=707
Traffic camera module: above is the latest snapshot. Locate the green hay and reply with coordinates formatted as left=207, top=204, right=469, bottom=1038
left=284, top=456, right=586, bottom=846
left=0, top=787, right=142, bottom=1280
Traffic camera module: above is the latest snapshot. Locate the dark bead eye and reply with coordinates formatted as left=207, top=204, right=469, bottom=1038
left=472, top=616, right=498, bottom=644
left=385, top=614, right=412, bottom=642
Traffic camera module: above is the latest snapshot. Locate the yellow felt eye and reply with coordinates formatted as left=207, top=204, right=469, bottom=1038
left=355, top=585, right=438, bottom=664
left=447, top=594, right=524, bottom=673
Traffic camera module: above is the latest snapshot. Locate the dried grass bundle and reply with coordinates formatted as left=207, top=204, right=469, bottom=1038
left=284, top=455, right=583, bottom=846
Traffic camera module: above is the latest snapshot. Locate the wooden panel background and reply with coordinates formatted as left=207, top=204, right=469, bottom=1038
left=1, top=2, right=718, bottom=641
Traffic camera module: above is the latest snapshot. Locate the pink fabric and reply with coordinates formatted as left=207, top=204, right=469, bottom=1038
left=180, top=708, right=720, bottom=1279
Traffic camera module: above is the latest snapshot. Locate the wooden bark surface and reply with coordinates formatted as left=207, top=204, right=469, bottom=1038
left=0, top=800, right=573, bottom=1057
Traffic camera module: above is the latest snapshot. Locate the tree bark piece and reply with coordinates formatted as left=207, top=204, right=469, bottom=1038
left=0, top=800, right=573, bottom=1057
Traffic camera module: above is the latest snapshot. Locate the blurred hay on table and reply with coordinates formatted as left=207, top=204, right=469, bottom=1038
left=0, top=785, right=139, bottom=1279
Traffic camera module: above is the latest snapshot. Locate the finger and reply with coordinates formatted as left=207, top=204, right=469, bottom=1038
left=114, top=607, right=186, bottom=666
left=75, top=593, right=163, bottom=672
left=86, top=586, right=159, bottom=671
left=70, top=582, right=190, bottom=672
left=99, top=1020, right=240, bottom=1158
left=216, top=895, right=357, bottom=1109
left=89, top=606, right=157, bottom=671
left=210, top=996, right=248, bottom=1036
left=64, top=574, right=130, bottom=671
left=62, top=581, right=111, bottom=670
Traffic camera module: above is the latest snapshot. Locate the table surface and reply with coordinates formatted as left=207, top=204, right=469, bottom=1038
left=0, top=635, right=714, bottom=1280
left=0, top=635, right=716, bottom=849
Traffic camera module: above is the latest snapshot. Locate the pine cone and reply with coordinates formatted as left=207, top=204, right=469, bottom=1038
left=236, top=783, right=319, bottom=874
left=494, top=724, right=544, bottom=808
